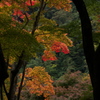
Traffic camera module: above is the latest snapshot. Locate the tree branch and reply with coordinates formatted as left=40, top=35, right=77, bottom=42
left=32, top=0, right=45, bottom=35
left=17, top=61, right=27, bottom=100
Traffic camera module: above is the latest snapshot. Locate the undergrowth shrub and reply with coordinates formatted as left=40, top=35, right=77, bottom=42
left=50, top=71, right=93, bottom=100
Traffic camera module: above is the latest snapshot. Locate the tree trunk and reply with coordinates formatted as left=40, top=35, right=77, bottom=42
left=0, top=85, right=3, bottom=100
left=8, top=51, right=25, bottom=100
left=72, top=0, right=100, bottom=100
left=0, top=44, right=8, bottom=86
left=94, top=44, right=100, bottom=100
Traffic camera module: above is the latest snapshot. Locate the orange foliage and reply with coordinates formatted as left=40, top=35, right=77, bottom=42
left=42, top=50, right=57, bottom=61
left=19, top=66, right=55, bottom=100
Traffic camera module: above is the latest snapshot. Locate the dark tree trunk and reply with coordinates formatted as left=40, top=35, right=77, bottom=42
left=94, top=44, right=100, bottom=100
left=0, top=85, right=3, bottom=100
left=0, top=44, right=8, bottom=86
left=8, top=51, right=25, bottom=100
left=72, top=0, right=100, bottom=100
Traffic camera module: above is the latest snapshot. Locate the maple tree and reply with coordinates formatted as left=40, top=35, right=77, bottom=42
left=0, top=0, right=72, bottom=100
left=18, top=66, right=55, bottom=100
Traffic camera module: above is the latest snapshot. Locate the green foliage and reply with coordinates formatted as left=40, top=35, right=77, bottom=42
left=80, top=90, right=93, bottom=100
left=84, top=0, right=100, bottom=15
left=49, top=5, right=78, bottom=26
left=84, top=0, right=100, bottom=47
left=0, top=27, right=43, bottom=60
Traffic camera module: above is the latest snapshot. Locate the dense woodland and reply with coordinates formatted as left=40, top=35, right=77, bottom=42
left=0, top=0, right=100, bottom=100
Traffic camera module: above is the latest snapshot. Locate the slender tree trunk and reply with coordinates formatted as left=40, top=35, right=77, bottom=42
left=72, top=0, right=100, bottom=100
left=17, top=62, right=27, bottom=100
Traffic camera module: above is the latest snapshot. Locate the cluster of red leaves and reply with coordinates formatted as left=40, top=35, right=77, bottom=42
left=0, top=0, right=37, bottom=22
left=42, top=41, right=70, bottom=61
left=12, top=0, right=36, bottom=22
left=13, top=9, right=25, bottom=19
left=51, top=41, right=70, bottom=54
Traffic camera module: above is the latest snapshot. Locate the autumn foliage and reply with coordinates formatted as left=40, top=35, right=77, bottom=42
left=0, top=0, right=73, bottom=61
left=42, top=50, right=57, bottom=61
left=18, top=71, right=93, bottom=100
left=42, top=41, right=70, bottom=61
left=51, top=41, right=70, bottom=54
left=50, top=71, right=93, bottom=100
left=18, top=66, right=55, bottom=100
left=0, top=0, right=73, bottom=100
